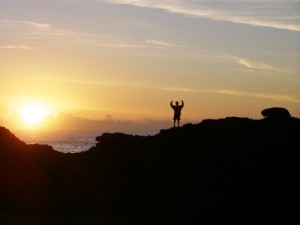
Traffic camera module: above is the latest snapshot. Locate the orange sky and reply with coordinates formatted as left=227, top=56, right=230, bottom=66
left=1, top=0, right=300, bottom=131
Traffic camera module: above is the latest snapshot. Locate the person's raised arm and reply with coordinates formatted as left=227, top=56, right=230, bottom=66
left=170, top=101, right=174, bottom=107
left=181, top=100, right=184, bottom=107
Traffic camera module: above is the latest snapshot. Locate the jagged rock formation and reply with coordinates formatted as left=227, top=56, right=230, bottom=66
left=0, top=108, right=299, bottom=224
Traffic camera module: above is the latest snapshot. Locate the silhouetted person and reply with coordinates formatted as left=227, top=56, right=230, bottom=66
left=170, top=100, right=184, bottom=127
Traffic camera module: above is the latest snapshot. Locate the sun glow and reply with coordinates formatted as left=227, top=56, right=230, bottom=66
left=18, top=102, right=48, bottom=125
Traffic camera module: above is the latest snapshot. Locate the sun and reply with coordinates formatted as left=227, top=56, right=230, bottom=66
left=18, top=102, right=48, bottom=125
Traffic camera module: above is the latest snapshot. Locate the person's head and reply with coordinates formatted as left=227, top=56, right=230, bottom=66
left=176, top=101, right=179, bottom=105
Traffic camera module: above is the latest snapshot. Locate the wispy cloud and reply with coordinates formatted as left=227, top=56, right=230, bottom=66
left=97, top=42, right=143, bottom=48
left=23, top=21, right=51, bottom=29
left=215, top=89, right=300, bottom=103
left=146, top=39, right=180, bottom=47
left=162, top=86, right=300, bottom=103
left=0, top=19, right=157, bottom=49
left=162, top=86, right=208, bottom=93
left=105, top=0, right=300, bottom=31
left=0, top=45, right=36, bottom=50
left=31, top=76, right=156, bottom=90
left=100, top=39, right=181, bottom=48
left=222, top=55, right=292, bottom=74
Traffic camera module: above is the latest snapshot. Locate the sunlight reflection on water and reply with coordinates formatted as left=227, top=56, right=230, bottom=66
left=13, top=130, right=155, bottom=153
left=13, top=130, right=101, bottom=153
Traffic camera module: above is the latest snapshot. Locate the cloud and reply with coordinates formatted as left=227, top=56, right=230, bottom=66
left=98, top=42, right=142, bottom=48
left=105, top=0, right=300, bottom=31
left=3, top=111, right=172, bottom=132
left=215, top=89, right=300, bottom=103
left=100, top=39, right=181, bottom=49
left=238, top=59, right=273, bottom=70
left=0, top=19, right=149, bottom=49
left=146, top=39, right=180, bottom=47
left=0, top=19, right=51, bottom=30
left=162, top=86, right=300, bottom=103
left=23, top=21, right=51, bottom=29
left=46, top=112, right=172, bottom=132
left=0, top=20, right=180, bottom=50
left=222, top=55, right=292, bottom=74
left=0, top=45, right=36, bottom=50
left=162, top=86, right=208, bottom=93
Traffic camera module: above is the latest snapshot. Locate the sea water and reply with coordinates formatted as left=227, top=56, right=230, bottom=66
left=13, top=130, right=156, bottom=153
left=13, top=130, right=102, bottom=153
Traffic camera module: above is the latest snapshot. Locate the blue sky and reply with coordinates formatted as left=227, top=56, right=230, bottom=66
left=0, top=0, right=300, bottom=130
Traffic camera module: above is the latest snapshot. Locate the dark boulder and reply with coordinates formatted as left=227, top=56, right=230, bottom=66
left=261, top=107, right=291, bottom=120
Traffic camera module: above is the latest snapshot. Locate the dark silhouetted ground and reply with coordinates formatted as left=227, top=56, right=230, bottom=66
left=1, top=108, right=299, bottom=224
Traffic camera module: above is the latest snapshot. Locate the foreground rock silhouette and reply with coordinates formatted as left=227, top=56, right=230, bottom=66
left=0, top=108, right=299, bottom=224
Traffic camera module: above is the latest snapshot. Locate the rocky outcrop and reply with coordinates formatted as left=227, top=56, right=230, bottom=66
left=0, top=110, right=300, bottom=225
left=261, top=107, right=291, bottom=120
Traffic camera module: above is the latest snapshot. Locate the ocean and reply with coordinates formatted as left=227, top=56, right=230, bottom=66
left=14, top=130, right=102, bottom=153
left=13, top=130, right=156, bottom=153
